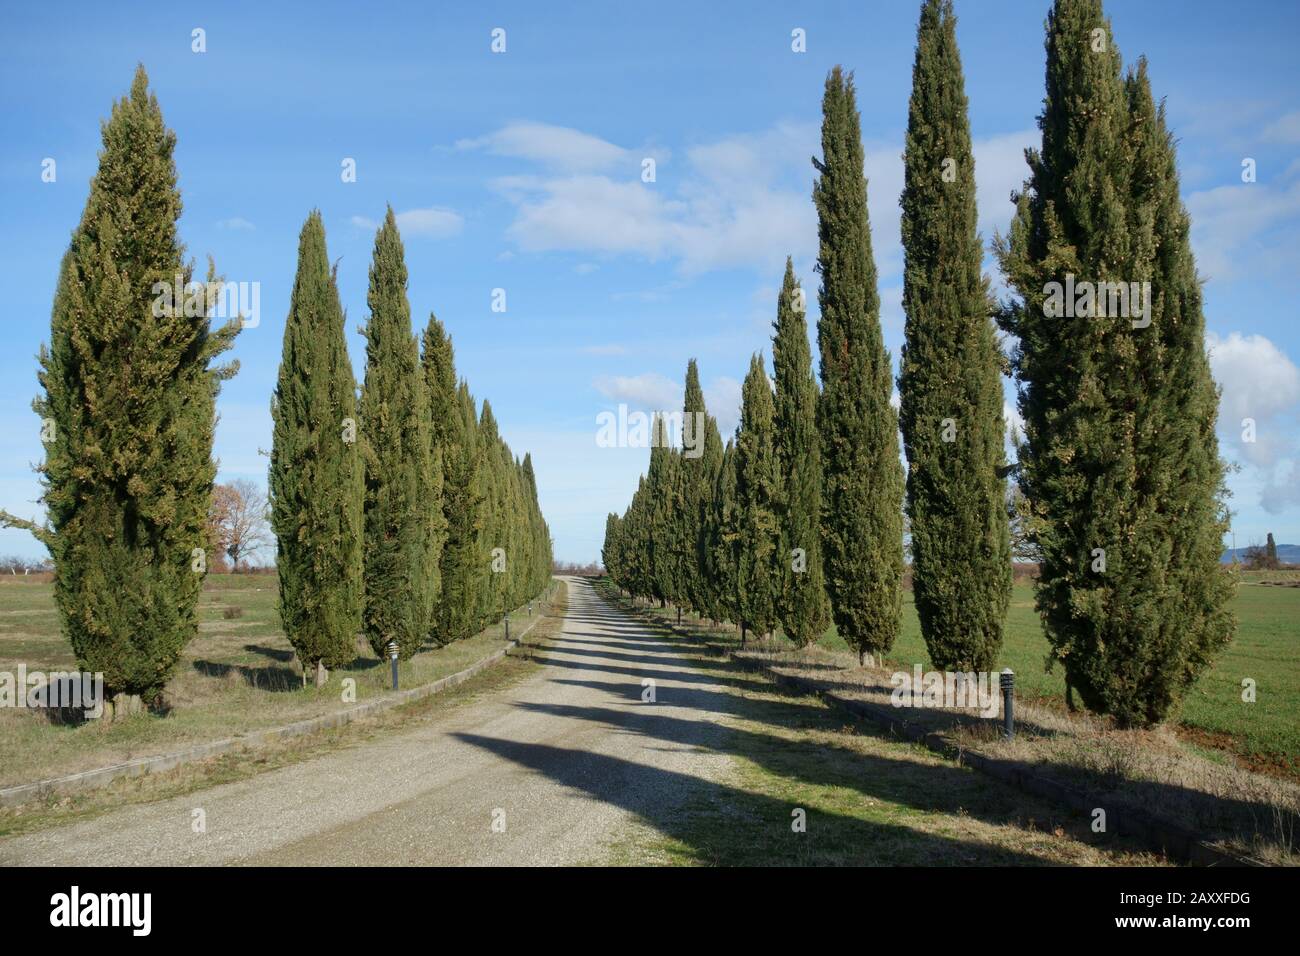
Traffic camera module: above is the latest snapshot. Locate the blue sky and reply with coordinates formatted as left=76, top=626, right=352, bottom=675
left=2, top=0, right=1299, bottom=562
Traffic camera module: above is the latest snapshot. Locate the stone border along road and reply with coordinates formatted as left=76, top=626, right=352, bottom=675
left=0, top=599, right=548, bottom=809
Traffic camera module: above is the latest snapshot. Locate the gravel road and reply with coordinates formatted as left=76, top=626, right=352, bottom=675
left=0, top=577, right=735, bottom=866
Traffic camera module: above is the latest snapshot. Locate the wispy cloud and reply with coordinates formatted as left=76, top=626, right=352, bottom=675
left=351, top=207, right=464, bottom=239
left=456, top=121, right=633, bottom=172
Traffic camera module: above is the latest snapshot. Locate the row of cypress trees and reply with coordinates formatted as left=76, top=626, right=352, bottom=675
left=603, top=0, right=1233, bottom=728
left=271, top=207, right=553, bottom=684
left=0, top=66, right=552, bottom=705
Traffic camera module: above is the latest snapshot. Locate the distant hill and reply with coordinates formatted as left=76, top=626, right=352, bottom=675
left=1221, top=543, right=1300, bottom=565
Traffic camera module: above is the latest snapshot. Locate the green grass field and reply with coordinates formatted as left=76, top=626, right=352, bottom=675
left=810, top=573, right=1299, bottom=776
left=0, top=573, right=555, bottom=788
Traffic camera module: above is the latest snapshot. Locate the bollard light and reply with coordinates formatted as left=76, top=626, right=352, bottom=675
left=387, top=640, right=399, bottom=691
left=1000, top=668, right=1015, bottom=739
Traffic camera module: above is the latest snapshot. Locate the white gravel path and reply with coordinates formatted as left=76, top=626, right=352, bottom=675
left=0, top=578, right=735, bottom=866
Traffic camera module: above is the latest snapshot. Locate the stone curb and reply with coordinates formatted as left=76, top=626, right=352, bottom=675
left=0, top=610, right=545, bottom=809
left=604, top=588, right=1262, bottom=868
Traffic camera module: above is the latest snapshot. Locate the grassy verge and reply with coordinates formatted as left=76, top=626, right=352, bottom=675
left=0, top=579, right=568, bottom=838
left=600, top=579, right=1297, bottom=865
left=811, top=574, right=1299, bottom=779
left=593, top=583, right=1162, bottom=866
left=0, top=573, right=561, bottom=789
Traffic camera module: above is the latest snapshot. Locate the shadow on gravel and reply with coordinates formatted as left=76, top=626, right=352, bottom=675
left=451, top=732, right=1056, bottom=865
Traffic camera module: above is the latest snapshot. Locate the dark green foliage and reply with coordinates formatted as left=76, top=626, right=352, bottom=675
left=712, top=439, right=742, bottom=626
left=898, top=0, right=1011, bottom=672
left=359, top=208, right=442, bottom=660
left=270, top=212, right=363, bottom=676
left=814, top=67, right=906, bottom=664
left=422, top=320, right=481, bottom=644
left=678, top=360, right=723, bottom=617
left=438, top=383, right=486, bottom=641
left=735, top=355, right=782, bottom=637
left=996, top=0, right=1233, bottom=726
left=771, top=259, right=831, bottom=646
left=646, top=415, right=680, bottom=606
left=0, top=67, right=239, bottom=702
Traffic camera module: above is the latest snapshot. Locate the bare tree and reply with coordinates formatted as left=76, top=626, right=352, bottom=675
left=209, top=480, right=272, bottom=571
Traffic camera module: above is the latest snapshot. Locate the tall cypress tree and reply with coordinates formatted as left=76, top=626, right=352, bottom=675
left=814, top=67, right=906, bottom=665
left=772, top=259, right=831, bottom=647
left=712, top=438, right=741, bottom=627
left=679, top=360, right=721, bottom=618
left=270, top=212, right=363, bottom=684
left=1, top=67, right=240, bottom=704
left=421, top=315, right=460, bottom=643
left=476, top=400, right=506, bottom=625
left=438, top=382, right=485, bottom=641
left=359, top=207, right=440, bottom=660
left=899, top=0, right=1011, bottom=672
left=996, top=0, right=1233, bottom=726
left=735, top=354, right=782, bottom=640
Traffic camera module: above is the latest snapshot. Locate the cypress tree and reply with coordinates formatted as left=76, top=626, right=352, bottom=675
left=1, top=67, right=240, bottom=705
left=771, top=259, right=831, bottom=647
left=899, top=0, right=1011, bottom=672
left=1266, top=533, right=1278, bottom=568
left=422, top=315, right=459, bottom=643
left=679, top=360, right=721, bottom=619
left=438, top=382, right=485, bottom=641
left=996, top=0, right=1233, bottom=725
left=712, top=438, right=742, bottom=628
left=270, top=212, right=364, bottom=684
left=358, top=208, right=440, bottom=660
left=644, top=414, right=678, bottom=607
left=603, top=512, right=624, bottom=586
left=814, top=67, right=906, bottom=665
left=735, top=354, right=782, bottom=640
left=476, top=401, right=506, bottom=625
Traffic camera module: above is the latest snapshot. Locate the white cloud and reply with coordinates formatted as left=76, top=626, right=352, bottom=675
left=490, top=121, right=817, bottom=276
left=973, top=130, right=1037, bottom=240
left=592, top=371, right=742, bottom=438
left=217, top=216, right=255, bottom=231
left=593, top=372, right=680, bottom=411
left=706, top=376, right=743, bottom=437
left=351, top=207, right=463, bottom=239
left=1207, top=331, right=1300, bottom=468
left=1262, top=110, right=1300, bottom=144
left=457, top=121, right=630, bottom=172
left=1186, top=172, right=1300, bottom=281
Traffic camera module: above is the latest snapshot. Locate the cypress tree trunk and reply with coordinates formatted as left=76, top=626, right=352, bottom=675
left=359, top=207, right=440, bottom=660
left=899, top=0, right=1011, bottom=672
left=270, top=212, right=364, bottom=682
left=996, top=0, right=1233, bottom=726
left=814, top=67, right=906, bottom=664
left=772, top=258, right=831, bottom=647
left=2, top=67, right=240, bottom=704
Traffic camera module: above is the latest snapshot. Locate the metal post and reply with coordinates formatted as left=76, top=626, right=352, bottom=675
left=1000, top=668, right=1015, bottom=739
left=388, top=641, right=399, bottom=691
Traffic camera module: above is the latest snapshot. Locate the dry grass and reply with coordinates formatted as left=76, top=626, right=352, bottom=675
left=608, top=585, right=1298, bottom=865
left=0, top=574, right=562, bottom=788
